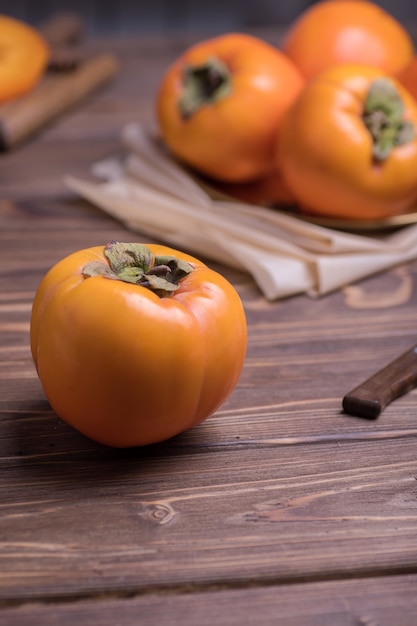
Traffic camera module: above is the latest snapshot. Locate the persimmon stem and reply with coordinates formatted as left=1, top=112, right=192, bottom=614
left=362, top=78, right=414, bottom=161
left=82, top=242, right=194, bottom=297
left=179, top=56, right=231, bottom=119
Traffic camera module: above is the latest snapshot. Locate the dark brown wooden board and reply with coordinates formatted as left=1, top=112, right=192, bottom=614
left=1, top=575, right=417, bottom=626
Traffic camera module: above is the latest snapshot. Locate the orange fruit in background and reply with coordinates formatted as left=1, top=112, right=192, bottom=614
left=398, top=56, right=417, bottom=100
left=0, top=14, right=50, bottom=104
left=276, top=64, right=417, bottom=221
left=281, top=0, right=414, bottom=81
left=212, top=169, right=296, bottom=207
left=157, top=33, right=304, bottom=184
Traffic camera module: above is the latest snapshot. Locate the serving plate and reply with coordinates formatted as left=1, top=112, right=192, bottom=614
left=198, top=175, right=417, bottom=232
left=291, top=205, right=417, bottom=231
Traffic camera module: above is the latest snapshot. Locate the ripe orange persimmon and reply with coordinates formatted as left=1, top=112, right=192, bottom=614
left=157, top=33, right=304, bottom=183
left=30, top=242, right=247, bottom=448
left=282, top=0, right=414, bottom=81
left=0, top=14, right=50, bottom=103
left=212, top=169, right=296, bottom=207
left=398, top=56, right=417, bottom=101
left=277, top=64, right=417, bottom=221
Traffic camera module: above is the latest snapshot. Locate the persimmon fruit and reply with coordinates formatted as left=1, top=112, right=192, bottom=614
left=0, top=14, right=50, bottom=103
left=398, top=56, right=417, bottom=101
left=212, top=169, right=296, bottom=207
left=282, top=0, right=414, bottom=81
left=277, top=64, right=417, bottom=221
left=156, top=33, right=304, bottom=183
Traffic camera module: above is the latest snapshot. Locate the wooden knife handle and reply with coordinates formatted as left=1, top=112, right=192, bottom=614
left=342, top=344, right=417, bottom=419
left=0, top=53, right=119, bottom=150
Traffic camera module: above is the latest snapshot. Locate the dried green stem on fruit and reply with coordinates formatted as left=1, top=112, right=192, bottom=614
left=82, top=242, right=194, bottom=297
left=362, top=78, right=415, bottom=161
left=179, top=56, right=231, bottom=119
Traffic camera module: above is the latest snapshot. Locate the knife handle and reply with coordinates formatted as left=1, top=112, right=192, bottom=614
left=342, top=344, right=417, bottom=419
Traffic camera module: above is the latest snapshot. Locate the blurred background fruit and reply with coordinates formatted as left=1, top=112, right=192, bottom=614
left=281, top=0, right=414, bottom=81
left=0, top=14, right=49, bottom=103
left=277, top=64, right=417, bottom=220
left=156, top=33, right=304, bottom=183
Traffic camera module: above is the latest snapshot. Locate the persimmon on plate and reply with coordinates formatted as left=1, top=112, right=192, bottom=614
left=276, top=65, right=417, bottom=223
left=398, top=56, right=417, bottom=101
left=156, top=32, right=304, bottom=183
left=191, top=167, right=417, bottom=232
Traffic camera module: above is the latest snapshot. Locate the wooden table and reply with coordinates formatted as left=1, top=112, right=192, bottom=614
left=1, top=32, right=417, bottom=626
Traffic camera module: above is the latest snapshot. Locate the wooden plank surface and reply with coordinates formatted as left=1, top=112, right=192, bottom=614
left=1, top=30, right=417, bottom=624
left=2, top=575, right=417, bottom=626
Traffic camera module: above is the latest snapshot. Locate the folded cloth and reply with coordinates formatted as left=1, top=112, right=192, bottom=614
left=65, top=123, right=417, bottom=300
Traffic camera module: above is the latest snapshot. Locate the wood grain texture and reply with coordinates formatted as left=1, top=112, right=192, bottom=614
left=1, top=30, right=417, bottom=625
left=1, top=575, right=417, bottom=626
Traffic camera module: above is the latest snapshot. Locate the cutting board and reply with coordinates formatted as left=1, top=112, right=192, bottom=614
left=0, top=12, right=119, bottom=150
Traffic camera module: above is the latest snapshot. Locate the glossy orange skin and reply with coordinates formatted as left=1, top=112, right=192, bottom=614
left=282, top=1, right=414, bottom=81
left=157, top=33, right=304, bottom=183
left=0, top=14, right=50, bottom=103
left=398, top=56, right=417, bottom=100
left=277, top=64, right=417, bottom=221
left=213, top=168, right=296, bottom=207
left=30, top=244, right=247, bottom=448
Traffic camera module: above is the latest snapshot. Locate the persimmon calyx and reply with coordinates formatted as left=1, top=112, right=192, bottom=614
left=362, top=78, right=415, bottom=161
left=82, top=242, right=194, bottom=297
left=179, top=56, right=231, bottom=119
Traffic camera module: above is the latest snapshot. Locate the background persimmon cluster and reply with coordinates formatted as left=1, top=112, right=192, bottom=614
left=156, top=0, right=417, bottom=221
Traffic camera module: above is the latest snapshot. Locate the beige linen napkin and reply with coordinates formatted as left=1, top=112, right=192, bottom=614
left=65, top=123, right=417, bottom=300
